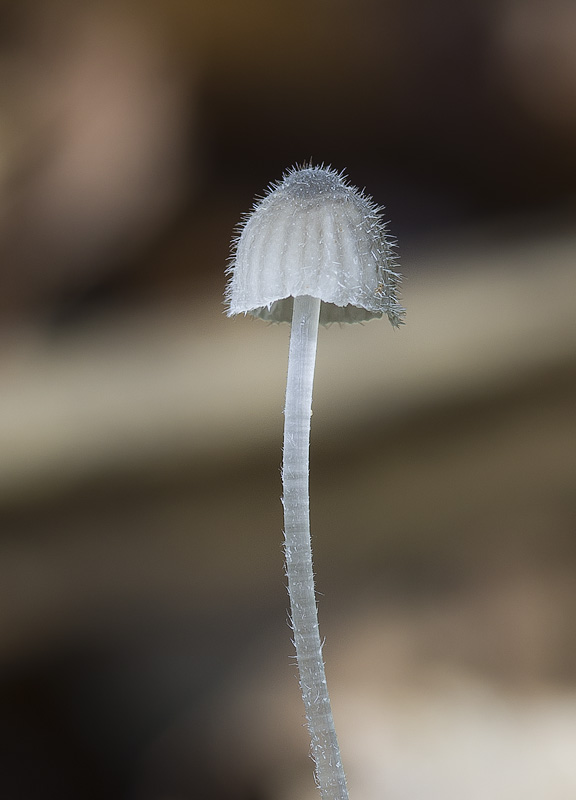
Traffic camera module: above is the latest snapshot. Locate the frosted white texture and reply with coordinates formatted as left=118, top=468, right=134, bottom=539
left=226, top=166, right=404, bottom=325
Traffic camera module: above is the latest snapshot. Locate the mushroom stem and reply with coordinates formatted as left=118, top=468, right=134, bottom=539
left=282, top=294, right=349, bottom=800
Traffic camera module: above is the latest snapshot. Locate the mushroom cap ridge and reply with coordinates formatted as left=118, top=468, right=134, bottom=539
left=226, top=165, right=404, bottom=326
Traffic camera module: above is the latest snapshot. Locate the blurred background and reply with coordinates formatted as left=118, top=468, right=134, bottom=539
left=1, top=0, right=576, bottom=798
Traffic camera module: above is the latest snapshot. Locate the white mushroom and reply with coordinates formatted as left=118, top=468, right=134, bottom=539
left=226, top=165, right=404, bottom=800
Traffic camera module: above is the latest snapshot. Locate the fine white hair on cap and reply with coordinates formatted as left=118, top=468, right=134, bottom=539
left=225, top=165, right=404, bottom=325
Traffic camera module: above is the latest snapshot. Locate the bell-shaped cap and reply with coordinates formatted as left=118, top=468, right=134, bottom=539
left=225, top=165, right=404, bottom=325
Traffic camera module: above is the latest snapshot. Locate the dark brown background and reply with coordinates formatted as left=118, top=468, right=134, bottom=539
left=0, top=1, right=575, bottom=798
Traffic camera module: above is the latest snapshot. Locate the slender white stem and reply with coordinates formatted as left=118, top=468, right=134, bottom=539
left=282, top=294, right=349, bottom=800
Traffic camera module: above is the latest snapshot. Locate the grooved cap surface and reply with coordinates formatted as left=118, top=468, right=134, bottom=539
left=226, top=166, right=404, bottom=325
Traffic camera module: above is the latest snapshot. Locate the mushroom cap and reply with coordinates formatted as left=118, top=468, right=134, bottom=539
left=226, top=165, right=404, bottom=325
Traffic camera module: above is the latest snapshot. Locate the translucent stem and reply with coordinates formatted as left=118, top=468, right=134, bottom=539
left=282, top=294, right=349, bottom=800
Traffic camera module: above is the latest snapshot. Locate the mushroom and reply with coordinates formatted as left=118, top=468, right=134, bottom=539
left=226, top=165, right=403, bottom=800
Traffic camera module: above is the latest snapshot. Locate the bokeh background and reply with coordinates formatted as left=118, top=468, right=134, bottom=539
left=1, top=1, right=576, bottom=798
